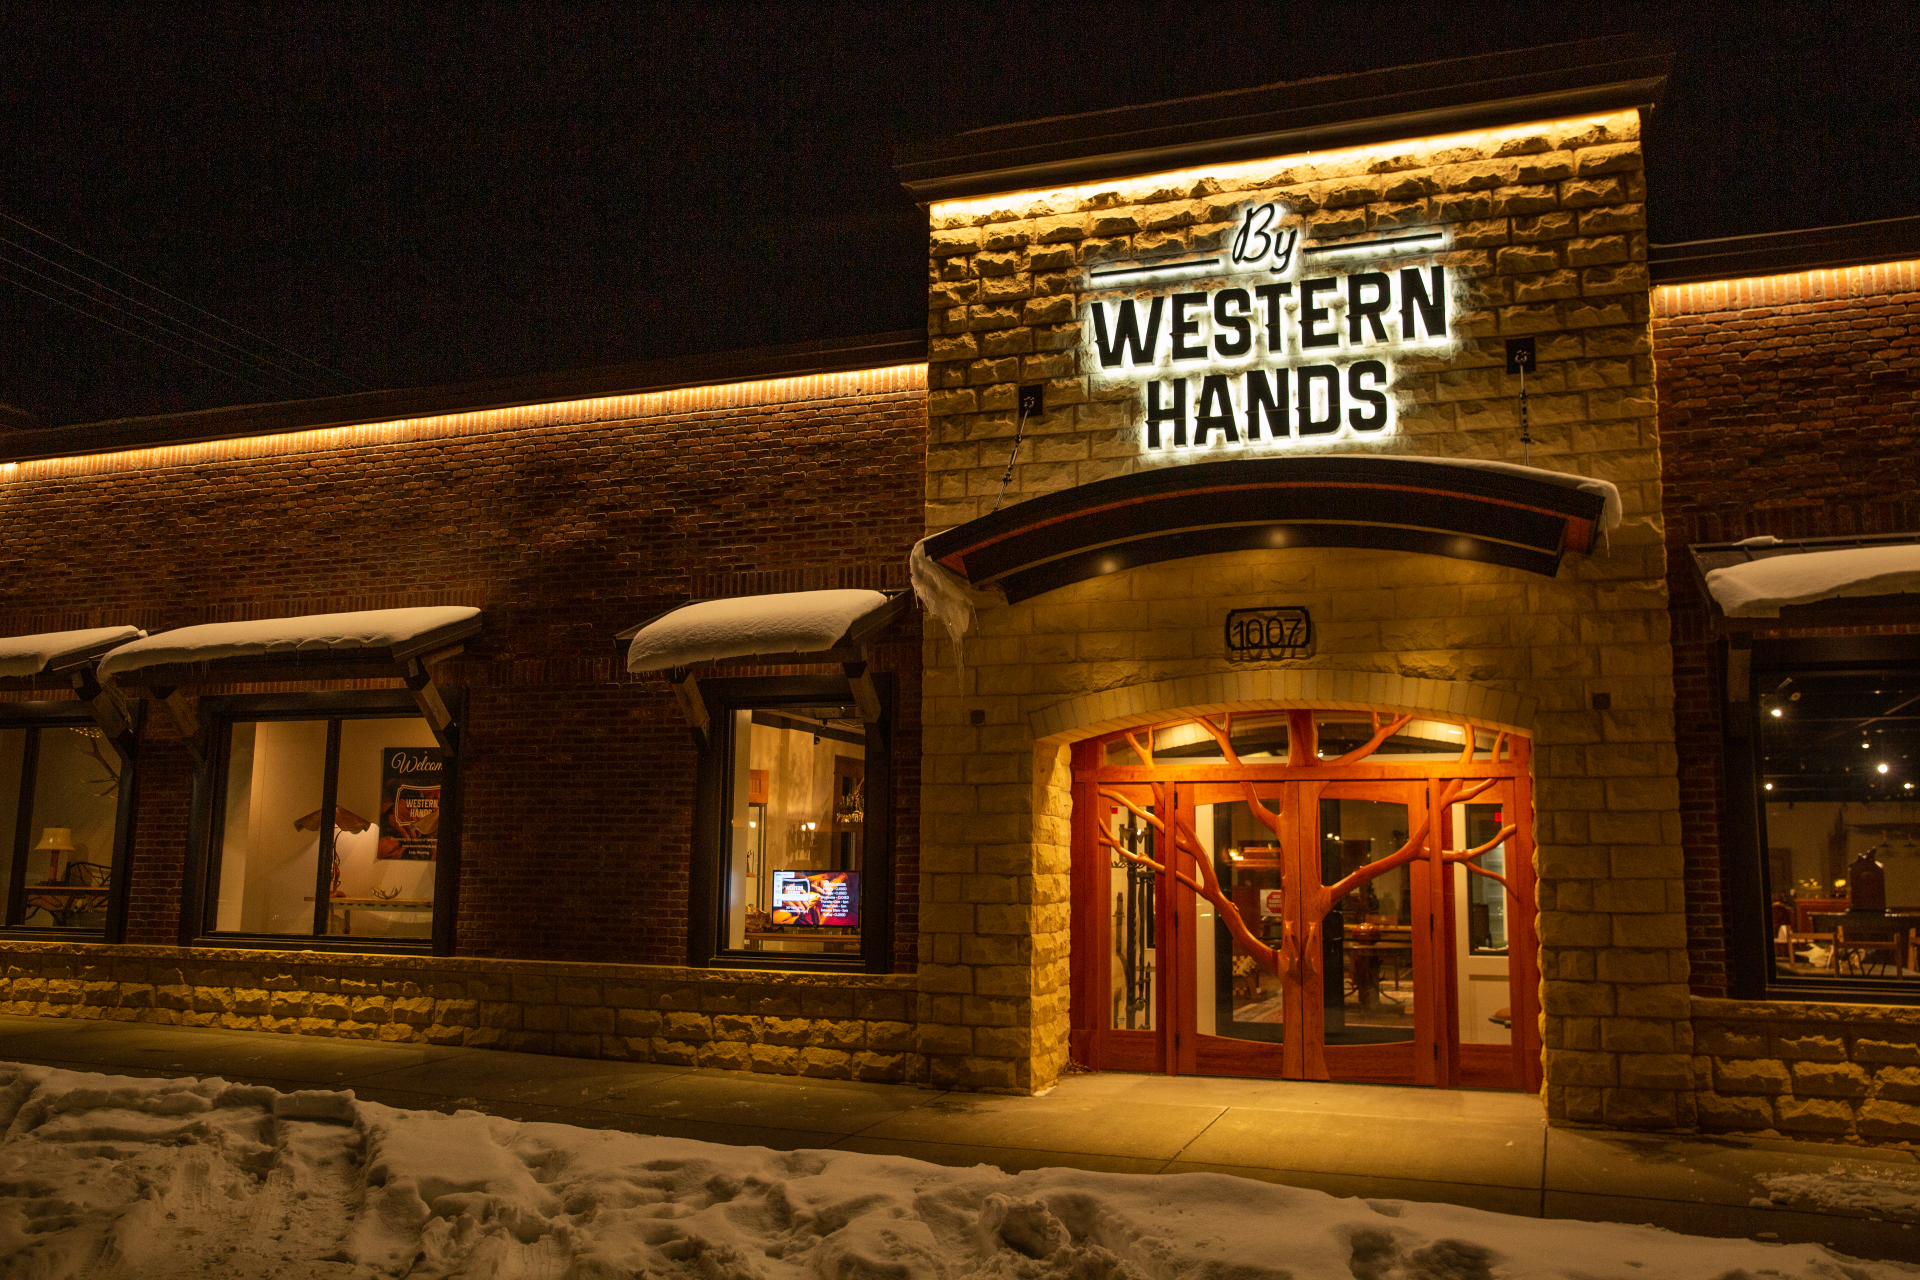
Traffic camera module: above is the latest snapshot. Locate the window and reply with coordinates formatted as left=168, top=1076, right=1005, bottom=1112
left=0, top=706, right=134, bottom=935
left=195, top=693, right=457, bottom=951
left=691, top=676, right=892, bottom=971
left=1741, top=638, right=1919, bottom=999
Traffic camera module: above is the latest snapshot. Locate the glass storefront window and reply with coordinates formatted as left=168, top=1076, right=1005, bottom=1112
left=1758, top=668, right=1919, bottom=993
left=721, top=703, right=866, bottom=958
left=2, top=720, right=125, bottom=932
left=211, top=713, right=448, bottom=942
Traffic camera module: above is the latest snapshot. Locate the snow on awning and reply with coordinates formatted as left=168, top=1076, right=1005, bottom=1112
left=625, top=590, right=905, bottom=674
left=99, top=607, right=481, bottom=682
left=0, top=625, right=145, bottom=680
left=1692, top=535, right=1920, bottom=623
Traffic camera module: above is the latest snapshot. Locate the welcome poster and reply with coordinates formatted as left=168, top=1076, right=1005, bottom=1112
left=378, top=746, right=449, bottom=861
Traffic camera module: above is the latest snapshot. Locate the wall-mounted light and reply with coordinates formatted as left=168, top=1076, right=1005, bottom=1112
left=1879, top=763, right=1891, bottom=774
left=1769, top=707, right=1783, bottom=718
left=1764, top=782, right=1774, bottom=791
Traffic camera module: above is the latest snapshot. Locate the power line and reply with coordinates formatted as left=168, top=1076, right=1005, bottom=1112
left=0, top=266, right=282, bottom=397
left=0, top=245, right=333, bottom=395
left=0, top=208, right=371, bottom=392
left=0, top=233, right=340, bottom=394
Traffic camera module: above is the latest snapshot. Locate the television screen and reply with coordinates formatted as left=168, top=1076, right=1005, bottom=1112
left=770, top=870, right=860, bottom=927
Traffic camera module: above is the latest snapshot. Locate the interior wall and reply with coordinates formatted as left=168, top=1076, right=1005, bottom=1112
left=25, top=727, right=122, bottom=919
left=231, top=719, right=328, bottom=935
left=1763, top=800, right=1920, bottom=905
left=751, top=723, right=859, bottom=881
left=333, top=717, right=439, bottom=938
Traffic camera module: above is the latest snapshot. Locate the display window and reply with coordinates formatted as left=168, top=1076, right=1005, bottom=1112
left=691, top=675, right=893, bottom=972
left=0, top=707, right=136, bottom=935
left=1746, top=641, right=1920, bottom=1001
left=194, top=693, right=458, bottom=951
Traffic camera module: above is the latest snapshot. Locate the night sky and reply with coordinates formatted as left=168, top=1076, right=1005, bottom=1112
left=4, top=2, right=1915, bottom=427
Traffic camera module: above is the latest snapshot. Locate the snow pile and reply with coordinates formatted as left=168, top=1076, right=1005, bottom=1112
left=1706, top=544, right=1920, bottom=618
left=910, top=539, right=1003, bottom=663
left=2, top=1064, right=1915, bottom=1280
left=98, top=607, right=478, bottom=678
left=627, top=590, right=888, bottom=673
left=0, top=625, right=144, bottom=678
left=1761, top=1166, right=1920, bottom=1222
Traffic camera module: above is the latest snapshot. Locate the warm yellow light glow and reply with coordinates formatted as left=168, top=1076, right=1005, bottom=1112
left=1656, top=260, right=1920, bottom=316
left=1770, top=707, right=1783, bottom=717
left=931, top=111, right=1638, bottom=221
left=1879, top=763, right=1891, bottom=774
left=1764, top=782, right=1774, bottom=791
left=0, top=364, right=926, bottom=482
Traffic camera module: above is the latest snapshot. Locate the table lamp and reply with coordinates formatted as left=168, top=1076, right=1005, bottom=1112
left=33, top=828, right=76, bottom=882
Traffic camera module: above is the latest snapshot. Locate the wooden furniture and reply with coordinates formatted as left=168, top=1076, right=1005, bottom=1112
left=305, top=895, right=434, bottom=933
left=24, top=861, right=111, bottom=927
left=1793, top=898, right=1851, bottom=933
left=1785, top=929, right=1837, bottom=972
left=743, top=929, right=859, bottom=953
left=1344, top=922, right=1413, bottom=1011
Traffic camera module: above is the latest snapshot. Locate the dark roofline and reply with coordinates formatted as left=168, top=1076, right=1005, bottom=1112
left=894, top=35, right=1671, bottom=203
left=1, top=330, right=927, bottom=465
left=1649, top=215, right=1920, bottom=285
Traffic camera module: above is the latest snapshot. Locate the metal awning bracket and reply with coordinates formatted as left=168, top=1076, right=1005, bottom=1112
left=404, top=658, right=461, bottom=755
left=668, top=667, right=710, bottom=744
left=69, top=666, right=140, bottom=760
left=151, top=686, right=207, bottom=766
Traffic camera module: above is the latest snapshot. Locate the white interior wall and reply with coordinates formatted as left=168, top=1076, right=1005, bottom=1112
left=236, top=720, right=327, bottom=934
left=333, top=717, right=438, bottom=938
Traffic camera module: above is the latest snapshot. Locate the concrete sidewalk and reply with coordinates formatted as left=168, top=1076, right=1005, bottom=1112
left=3, top=1013, right=1916, bottom=1263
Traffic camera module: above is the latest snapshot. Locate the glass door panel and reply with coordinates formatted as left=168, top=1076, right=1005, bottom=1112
left=1085, top=784, right=1168, bottom=1073
left=1320, top=794, right=1417, bottom=1046
left=1106, top=797, right=1158, bottom=1034
left=1309, top=780, right=1431, bottom=1084
left=1180, top=785, right=1294, bottom=1078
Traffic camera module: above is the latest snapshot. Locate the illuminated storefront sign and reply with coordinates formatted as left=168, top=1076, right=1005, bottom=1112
left=1083, top=202, right=1455, bottom=453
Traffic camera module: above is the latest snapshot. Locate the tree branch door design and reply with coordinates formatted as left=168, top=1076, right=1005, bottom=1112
left=1070, top=709, right=1535, bottom=1088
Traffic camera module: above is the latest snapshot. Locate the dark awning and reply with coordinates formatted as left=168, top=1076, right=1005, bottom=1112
left=1689, top=533, right=1920, bottom=630
left=98, top=607, right=481, bottom=757
left=619, top=590, right=911, bottom=738
left=0, top=626, right=144, bottom=682
left=923, top=456, right=1616, bottom=604
left=622, top=590, right=908, bottom=673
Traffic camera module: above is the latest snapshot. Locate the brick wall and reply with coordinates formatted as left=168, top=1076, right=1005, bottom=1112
left=0, top=368, right=927, bottom=971
left=1653, top=263, right=1920, bottom=997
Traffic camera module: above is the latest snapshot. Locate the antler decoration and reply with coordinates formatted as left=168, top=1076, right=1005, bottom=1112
left=68, top=727, right=122, bottom=800
left=1091, top=711, right=1526, bottom=982
left=1096, top=781, right=1288, bottom=978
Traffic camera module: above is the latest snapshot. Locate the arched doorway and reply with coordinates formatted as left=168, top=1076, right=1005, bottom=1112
left=1069, top=706, right=1540, bottom=1090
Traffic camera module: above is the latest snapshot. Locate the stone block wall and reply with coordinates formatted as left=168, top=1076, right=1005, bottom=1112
left=1694, top=997, right=1920, bottom=1145
left=0, top=941, right=920, bottom=1082
left=916, top=109, right=1692, bottom=1119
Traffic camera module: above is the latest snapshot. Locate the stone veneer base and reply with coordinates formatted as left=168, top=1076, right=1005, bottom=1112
left=0, top=942, right=923, bottom=1085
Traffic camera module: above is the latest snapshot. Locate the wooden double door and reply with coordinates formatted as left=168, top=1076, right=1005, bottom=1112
left=1070, top=717, right=1539, bottom=1090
